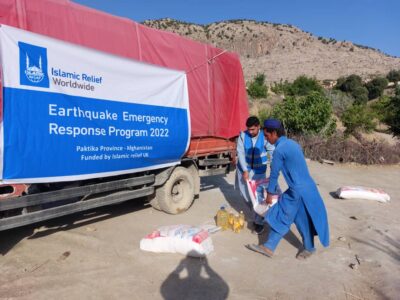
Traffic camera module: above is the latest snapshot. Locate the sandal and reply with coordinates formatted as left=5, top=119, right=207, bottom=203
left=296, top=249, right=314, bottom=260
left=245, top=244, right=274, bottom=258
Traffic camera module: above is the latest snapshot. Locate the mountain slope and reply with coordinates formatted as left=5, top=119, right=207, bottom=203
left=143, top=19, right=400, bottom=82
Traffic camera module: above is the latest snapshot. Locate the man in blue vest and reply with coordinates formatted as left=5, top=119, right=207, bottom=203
left=246, top=119, right=329, bottom=259
left=236, top=116, right=274, bottom=234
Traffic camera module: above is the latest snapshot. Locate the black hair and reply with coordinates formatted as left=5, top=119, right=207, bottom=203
left=246, top=116, right=260, bottom=127
left=264, top=124, right=286, bottom=137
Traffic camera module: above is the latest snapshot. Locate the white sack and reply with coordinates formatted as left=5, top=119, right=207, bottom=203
left=140, top=225, right=214, bottom=257
left=247, top=178, right=281, bottom=216
left=336, top=186, right=390, bottom=203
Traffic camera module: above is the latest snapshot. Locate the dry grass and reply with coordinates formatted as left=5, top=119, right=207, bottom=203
left=293, top=133, right=400, bottom=165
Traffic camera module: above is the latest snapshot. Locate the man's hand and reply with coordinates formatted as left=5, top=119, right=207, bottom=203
left=242, top=171, right=249, bottom=181
left=265, top=193, right=274, bottom=205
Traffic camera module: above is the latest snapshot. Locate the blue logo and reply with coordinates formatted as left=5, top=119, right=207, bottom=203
left=19, top=42, right=49, bottom=88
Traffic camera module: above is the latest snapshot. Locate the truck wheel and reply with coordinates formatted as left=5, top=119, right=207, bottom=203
left=157, top=167, right=195, bottom=214
left=147, top=194, right=161, bottom=211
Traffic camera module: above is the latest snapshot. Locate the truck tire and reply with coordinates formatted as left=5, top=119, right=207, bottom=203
left=157, top=167, right=195, bottom=214
left=147, top=194, right=161, bottom=211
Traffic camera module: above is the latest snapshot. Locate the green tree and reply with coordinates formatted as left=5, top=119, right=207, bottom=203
left=286, top=75, right=324, bottom=96
left=385, top=87, right=400, bottom=136
left=335, top=74, right=368, bottom=103
left=247, top=73, right=268, bottom=98
left=340, top=104, right=376, bottom=135
left=365, top=77, right=388, bottom=100
left=271, top=91, right=336, bottom=136
left=352, top=86, right=369, bottom=104
left=370, top=95, right=391, bottom=122
left=387, top=69, right=400, bottom=83
left=336, top=74, right=363, bottom=93
left=335, top=76, right=346, bottom=89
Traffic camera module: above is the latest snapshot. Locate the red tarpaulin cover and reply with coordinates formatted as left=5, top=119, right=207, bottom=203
left=0, top=0, right=249, bottom=139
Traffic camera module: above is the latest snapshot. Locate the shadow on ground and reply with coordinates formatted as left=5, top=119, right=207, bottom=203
left=161, top=253, right=229, bottom=300
left=351, top=229, right=400, bottom=263
left=0, top=197, right=149, bottom=255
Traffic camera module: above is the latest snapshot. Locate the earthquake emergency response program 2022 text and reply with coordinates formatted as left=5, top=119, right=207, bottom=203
left=47, top=104, right=170, bottom=139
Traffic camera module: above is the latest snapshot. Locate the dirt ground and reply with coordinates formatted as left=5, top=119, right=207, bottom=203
left=0, top=161, right=399, bottom=300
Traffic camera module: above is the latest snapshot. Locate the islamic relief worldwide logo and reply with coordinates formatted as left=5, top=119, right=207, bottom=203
left=19, top=42, right=49, bottom=88
left=25, top=54, right=44, bottom=83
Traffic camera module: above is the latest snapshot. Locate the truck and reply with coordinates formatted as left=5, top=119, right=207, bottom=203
left=0, top=0, right=249, bottom=231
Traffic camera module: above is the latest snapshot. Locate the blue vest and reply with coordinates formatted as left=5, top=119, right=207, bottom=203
left=242, top=131, right=267, bottom=174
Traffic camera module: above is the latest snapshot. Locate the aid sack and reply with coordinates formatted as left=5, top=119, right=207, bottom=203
left=140, top=225, right=214, bottom=257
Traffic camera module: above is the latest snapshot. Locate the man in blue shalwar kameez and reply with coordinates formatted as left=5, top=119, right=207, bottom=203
left=235, top=116, right=274, bottom=234
left=246, top=119, right=329, bottom=259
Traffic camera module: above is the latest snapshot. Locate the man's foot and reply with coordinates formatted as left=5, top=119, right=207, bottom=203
left=253, top=223, right=264, bottom=235
left=245, top=244, right=274, bottom=257
left=296, top=249, right=314, bottom=260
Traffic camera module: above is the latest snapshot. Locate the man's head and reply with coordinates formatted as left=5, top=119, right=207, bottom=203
left=246, top=116, right=261, bottom=137
left=263, top=119, right=286, bottom=144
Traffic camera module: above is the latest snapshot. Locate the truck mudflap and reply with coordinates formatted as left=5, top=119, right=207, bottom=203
left=0, top=175, right=154, bottom=231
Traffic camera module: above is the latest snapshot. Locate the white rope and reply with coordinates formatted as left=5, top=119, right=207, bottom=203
left=185, top=49, right=228, bottom=74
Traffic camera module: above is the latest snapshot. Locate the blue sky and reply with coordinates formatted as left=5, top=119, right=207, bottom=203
left=73, top=0, right=400, bottom=57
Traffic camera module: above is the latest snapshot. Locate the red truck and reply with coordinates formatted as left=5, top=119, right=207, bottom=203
left=0, top=0, right=249, bottom=231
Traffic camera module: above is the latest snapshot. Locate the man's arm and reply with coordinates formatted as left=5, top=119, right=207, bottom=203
left=267, top=149, right=283, bottom=195
left=236, top=132, right=249, bottom=180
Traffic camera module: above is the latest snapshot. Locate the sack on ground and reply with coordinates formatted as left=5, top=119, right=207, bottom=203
left=247, top=178, right=281, bottom=216
left=336, top=186, right=390, bottom=203
left=140, top=225, right=214, bottom=257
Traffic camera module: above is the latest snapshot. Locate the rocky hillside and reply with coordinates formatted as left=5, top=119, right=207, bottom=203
left=142, top=19, right=400, bottom=83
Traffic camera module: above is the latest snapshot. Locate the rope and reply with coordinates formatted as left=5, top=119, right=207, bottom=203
left=185, top=50, right=228, bottom=75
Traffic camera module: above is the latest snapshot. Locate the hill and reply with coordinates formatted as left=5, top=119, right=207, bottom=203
left=143, top=19, right=400, bottom=83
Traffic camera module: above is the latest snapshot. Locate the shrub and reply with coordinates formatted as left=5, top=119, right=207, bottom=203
left=365, top=77, right=388, bottom=100
left=370, top=95, right=391, bottom=122
left=247, top=73, right=268, bottom=98
left=294, top=133, right=400, bottom=164
left=285, top=75, right=324, bottom=96
left=271, top=76, right=323, bottom=97
left=257, top=108, right=272, bottom=124
left=340, top=104, right=376, bottom=135
left=387, top=69, right=400, bottom=83
left=385, top=87, right=400, bottom=136
left=336, top=76, right=346, bottom=89
left=352, top=86, right=369, bottom=104
left=335, top=74, right=368, bottom=103
left=326, top=89, right=355, bottom=116
left=270, top=80, right=290, bottom=95
left=271, top=91, right=336, bottom=136
left=336, top=74, right=363, bottom=93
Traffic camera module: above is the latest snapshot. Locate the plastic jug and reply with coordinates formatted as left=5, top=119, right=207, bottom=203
left=216, top=206, right=229, bottom=230
left=239, top=211, right=245, bottom=230
left=228, top=212, right=235, bottom=230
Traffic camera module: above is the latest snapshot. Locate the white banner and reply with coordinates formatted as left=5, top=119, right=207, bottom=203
left=0, top=24, right=190, bottom=183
